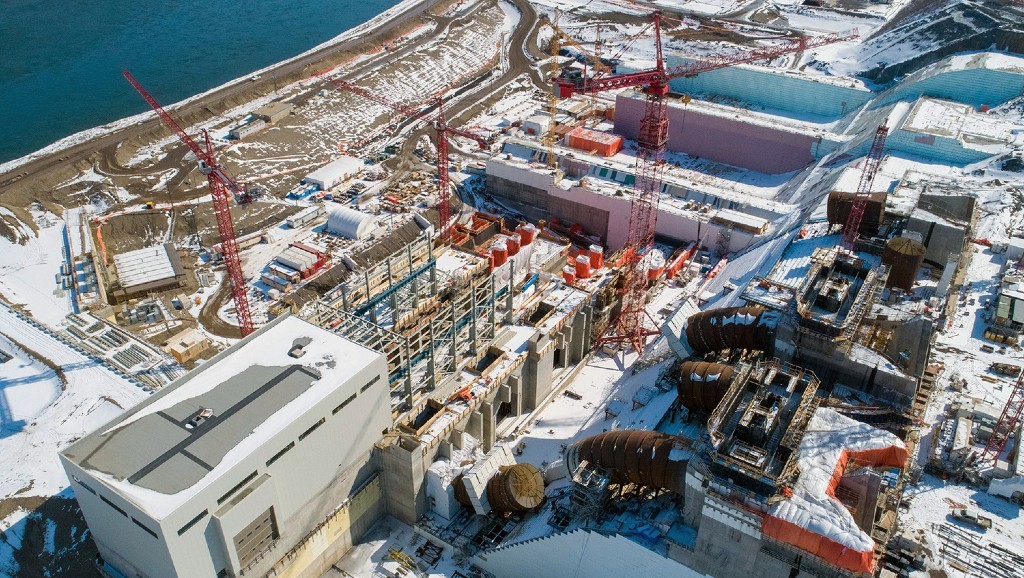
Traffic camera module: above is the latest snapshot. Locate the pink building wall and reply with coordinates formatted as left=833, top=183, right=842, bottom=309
left=614, top=94, right=817, bottom=174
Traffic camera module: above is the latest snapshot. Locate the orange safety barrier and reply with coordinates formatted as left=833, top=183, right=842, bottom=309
left=763, top=443, right=909, bottom=574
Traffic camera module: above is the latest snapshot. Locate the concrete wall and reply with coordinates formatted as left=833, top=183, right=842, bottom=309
left=62, top=459, right=179, bottom=578
left=487, top=160, right=758, bottom=252
left=905, top=214, right=967, bottom=266
left=886, top=126, right=993, bottom=166
left=474, top=529, right=711, bottom=578
left=692, top=496, right=763, bottom=577
left=661, top=57, right=872, bottom=119
left=614, top=94, right=818, bottom=174
left=879, top=57, right=1024, bottom=109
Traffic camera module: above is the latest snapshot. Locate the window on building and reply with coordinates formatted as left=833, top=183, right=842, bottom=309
left=298, top=418, right=326, bottom=441
left=217, top=471, right=259, bottom=505
left=131, top=517, right=159, bottom=539
left=360, top=374, right=380, bottom=393
left=233, top=507, right=279, bottom=569
left=177, top=510, right=209, bottom=536
left=332, top=393, right=357, bottom=415
left=72, top=475, right=96, bottom=495
left=99, top=494, right=127, bottom=517
left=266, top=442, right=295, bottom=467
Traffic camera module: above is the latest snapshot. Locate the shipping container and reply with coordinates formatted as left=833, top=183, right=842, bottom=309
left=261, top=273, right=291, bottom=292
left=269, top=263, right=301, bottom=284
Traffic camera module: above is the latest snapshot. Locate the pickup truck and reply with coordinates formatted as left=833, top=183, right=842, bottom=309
left=952, top=508, right=992, bottom=529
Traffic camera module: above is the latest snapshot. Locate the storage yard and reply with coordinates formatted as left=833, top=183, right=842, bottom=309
left=2, top=0, right=1024, bottom=576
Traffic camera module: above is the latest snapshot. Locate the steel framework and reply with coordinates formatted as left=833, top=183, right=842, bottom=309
left=123, top=70, right=255, bottom=336
left=979, top=370, right=1024, bottom=468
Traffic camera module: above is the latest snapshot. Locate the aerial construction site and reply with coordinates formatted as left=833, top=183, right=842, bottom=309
left=2, top=0, right=1024, bottom=577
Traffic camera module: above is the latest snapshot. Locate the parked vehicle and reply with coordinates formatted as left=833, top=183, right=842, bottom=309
left=952, top=508, right=992, bottom=529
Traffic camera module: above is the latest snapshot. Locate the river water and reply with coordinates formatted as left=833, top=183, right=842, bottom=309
left=0, top=0, right=401, bottom=165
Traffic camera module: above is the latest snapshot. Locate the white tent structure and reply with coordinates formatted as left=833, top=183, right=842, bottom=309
left=302, top=156, right=363, bottom=191
left=326, top=205, right=376, bottom=240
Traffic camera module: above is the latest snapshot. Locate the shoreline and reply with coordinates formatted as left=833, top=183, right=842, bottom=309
left=0, top=0, right=434, bottom=178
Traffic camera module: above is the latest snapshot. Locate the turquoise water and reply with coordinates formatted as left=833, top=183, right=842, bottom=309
left=0, top=0, right=401, bottom=165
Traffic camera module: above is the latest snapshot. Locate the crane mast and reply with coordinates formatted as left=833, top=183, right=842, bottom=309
left=329, top=79, right=487, bottom=245
left=123, top=71, right=256, bottom=337
left=553, top=16, right=854, bottom=353
left=841, top=123, right=888, bottom=250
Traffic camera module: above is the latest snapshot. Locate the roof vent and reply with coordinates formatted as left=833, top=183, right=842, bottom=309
left=185, top=408, right=214, bottom=430
left=288, top=344, right=306, bottom=358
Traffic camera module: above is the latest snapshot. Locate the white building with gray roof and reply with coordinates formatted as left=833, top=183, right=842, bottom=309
left=60, top=315, right=390, bottom=578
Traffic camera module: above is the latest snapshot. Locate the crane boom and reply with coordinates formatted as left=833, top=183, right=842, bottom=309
left=546, top=20, right=857, bottom=353
left=841, top=123, right=888, bottom=250
left=555, top=30, right=857, bottom=98
left=330, top=79, right=487, bottom=244
left=123, top=70, right=256, bottom=337
left=979, top=370, right=1024, bottom=468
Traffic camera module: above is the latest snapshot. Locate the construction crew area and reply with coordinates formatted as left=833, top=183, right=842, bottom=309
left=3, top=1, right=1024, bottom=577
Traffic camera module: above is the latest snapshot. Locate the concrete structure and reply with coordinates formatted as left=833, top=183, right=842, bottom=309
left=325, top=205, right=376, bottom=240
left=109, top=244, right=187, bottom=302
left=61, top=315, right=391, bottom=578
left=164, top=327, right=210, bottom=364
left=615, top=92, right=824, bottom=174
left=256, top=102, right=294, bottom=124
left=302, top=157, right=363, bottom=191
left=738, top=236, right=930, bottom=402
left=486, top=143, right=781, bottom=251
left=303, top=231, right=599, bottom=525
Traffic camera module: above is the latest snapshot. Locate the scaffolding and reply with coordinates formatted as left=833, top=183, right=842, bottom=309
left=308, top=237, right=513, bottom=416
left=570, top=460, right=610, bottom=521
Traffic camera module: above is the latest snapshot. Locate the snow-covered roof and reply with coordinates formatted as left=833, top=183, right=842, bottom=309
left=113, top=244, right=182, bottom=289
left=61, top=315, right=382, bottom=519
left=303, top=156, right=363, bottom=189
left=326, top=204, right=376, bottom=240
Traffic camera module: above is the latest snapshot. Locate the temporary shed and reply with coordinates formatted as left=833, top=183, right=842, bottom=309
left=302, top=156, right=363, bottom=191
left=326, top=205, right=377, bottom=240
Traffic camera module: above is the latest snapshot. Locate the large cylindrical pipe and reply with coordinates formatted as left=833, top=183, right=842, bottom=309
left=563, top=430, right=688, bottom=495
left=487, top=463, right=545, bottom=513
left=683, top=306, right=779, bottom=356
left=677, top=361, right=735, bottom=414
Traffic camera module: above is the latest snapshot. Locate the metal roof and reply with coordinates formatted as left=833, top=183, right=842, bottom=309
left=62, top=316, right=383, bottom=514
left=113, top=244, right=182, bottom=289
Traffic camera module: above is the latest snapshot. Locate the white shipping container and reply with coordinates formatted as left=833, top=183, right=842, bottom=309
left=275, top=248, right=315, bottom=272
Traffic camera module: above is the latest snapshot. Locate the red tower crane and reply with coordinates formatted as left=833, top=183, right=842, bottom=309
left=329, top=79, right=488, bottom=244
left=841, top=123, right=889, bottom=250
left=123, top=70, right=256, bottom=337
left=979, top=370, right=1024, bottom=469
left=554, top=18, right=856, bottom=354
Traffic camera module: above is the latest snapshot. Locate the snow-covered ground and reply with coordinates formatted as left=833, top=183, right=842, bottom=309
left=0, top=304, right=147, bottom=500
left=0, top=210, right=73, bottom=325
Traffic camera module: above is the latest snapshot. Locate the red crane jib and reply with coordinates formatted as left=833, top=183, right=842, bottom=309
left=554, top=30, right=857, bottom=99
left=980, top=370, right=1024, bottom=468
left=122, top=70, right=256, bottom=337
